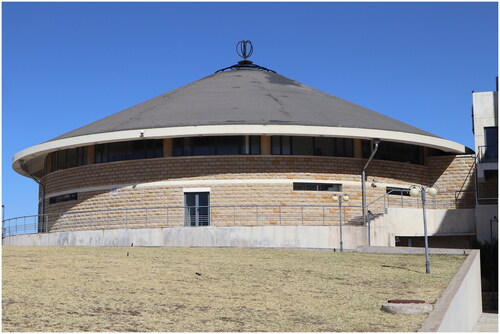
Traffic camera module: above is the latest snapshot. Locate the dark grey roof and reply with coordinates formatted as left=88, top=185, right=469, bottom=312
left=49, top=69, right=439, bottom=141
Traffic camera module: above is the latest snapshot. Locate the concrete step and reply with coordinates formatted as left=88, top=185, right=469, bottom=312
left=473, top=312, right=498, bottom=332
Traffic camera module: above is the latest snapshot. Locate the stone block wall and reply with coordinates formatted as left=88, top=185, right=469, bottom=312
left=426, top=155, right=476, bottom=208
left=40, top=154, right=474, bottom=231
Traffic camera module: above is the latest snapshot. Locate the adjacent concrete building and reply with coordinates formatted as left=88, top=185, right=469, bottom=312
left=472, top=82, right=498, bottom=243
left=10, top=43, right=479, bottom=248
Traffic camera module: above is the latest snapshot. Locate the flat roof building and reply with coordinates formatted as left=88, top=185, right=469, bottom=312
left=472, top=82, right=498, bottom=243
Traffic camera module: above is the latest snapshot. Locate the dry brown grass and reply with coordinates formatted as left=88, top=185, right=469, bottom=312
left=2, top=246, right=465, bottom=332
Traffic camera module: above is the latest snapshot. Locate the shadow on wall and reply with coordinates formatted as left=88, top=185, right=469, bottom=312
left=363, top=159, right=431, bottom=185
left=396, top=235, right=476, bottom=249
left=433, top=159, right=476, bottom=246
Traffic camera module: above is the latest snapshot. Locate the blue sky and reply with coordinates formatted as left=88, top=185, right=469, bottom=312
left=2, top=2, right=498, bottom=219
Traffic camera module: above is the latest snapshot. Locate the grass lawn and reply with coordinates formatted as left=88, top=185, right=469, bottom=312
left=2, top=246, right=465, bottom=332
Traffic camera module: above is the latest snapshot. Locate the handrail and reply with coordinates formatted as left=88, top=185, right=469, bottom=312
left=3, top=188, right=478, bottom=238
left=477, top=145, right=498, bottom=162
left=455, top=155, right=477, bottom=204
left=3, top=203, right=366, bottom=223
left=367, top=189, right=476, bottom=212
left=2, top=203, right=368, bottom=238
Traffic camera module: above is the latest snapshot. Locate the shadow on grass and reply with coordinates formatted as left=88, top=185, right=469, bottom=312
left=381, top=264, right=425, bottom=274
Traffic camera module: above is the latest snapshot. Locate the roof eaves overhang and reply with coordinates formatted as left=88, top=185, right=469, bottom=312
left=12, top=124, right=468, bottom=177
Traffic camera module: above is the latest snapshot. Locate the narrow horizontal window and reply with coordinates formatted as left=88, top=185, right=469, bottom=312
left=293, top=182, right=342, bottom=192
left=386, top=187, right=410, bottom=196
left=49, top=193, right=78, bottom=204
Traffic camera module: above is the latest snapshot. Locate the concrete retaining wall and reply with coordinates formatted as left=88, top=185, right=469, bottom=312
left=2, top=225, right=367, bottom=249
left=368, top=208, right=476, bottom=247
left=419, top=249, right=482, bottom=332
left=359, top=246, right=482, bottom=332
left=384, top=208, right=476, bottom=237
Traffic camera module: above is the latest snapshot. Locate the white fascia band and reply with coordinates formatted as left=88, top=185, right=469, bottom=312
left=13, top=124, right=467, bottom=176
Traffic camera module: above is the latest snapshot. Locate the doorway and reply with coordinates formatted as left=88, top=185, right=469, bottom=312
left=184, top=192, right=210, bottom=226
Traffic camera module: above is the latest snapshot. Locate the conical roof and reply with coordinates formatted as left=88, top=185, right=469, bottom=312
left=50, top=69, right=439, bottom=141
left=13, top=55, right=468, bottom=179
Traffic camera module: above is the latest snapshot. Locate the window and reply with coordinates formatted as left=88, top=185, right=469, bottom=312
left=293, top=182, right=342, bottom=192
left=363, top=140, right=423, bottom=165
left=292, top=137, right=314, bottom=155
left=484, top=126, right=498, bottom=161
left=49, top=193, right=78, bottom=204
left=95, top=139, right=163, bottom=163
left=184, top=192, right=210, bottom=226
left=272, top=136, right=353, bottom=157
left=173, top=136, right=260, bottom=156
left=52, top=147, right=88, bottom=172
left=386, top=187, right=410, bottom=196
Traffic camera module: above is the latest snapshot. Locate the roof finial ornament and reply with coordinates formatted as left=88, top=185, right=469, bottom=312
left=237, top=40, right=253, bottom=60
left=215, top=41, right=276, bottom=73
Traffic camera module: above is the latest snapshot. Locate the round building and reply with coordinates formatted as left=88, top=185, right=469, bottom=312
left=11, top=43, right=475, bottom=248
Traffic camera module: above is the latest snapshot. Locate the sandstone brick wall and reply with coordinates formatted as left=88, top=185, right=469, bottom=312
left=40, top=154, right=474, bottom=231
left=426, top=155, right=476, bottom=208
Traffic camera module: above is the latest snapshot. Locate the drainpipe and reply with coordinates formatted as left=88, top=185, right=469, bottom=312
left=19, top=159, right=46, bottom=232
left=362, top=139, right=380, bottom=234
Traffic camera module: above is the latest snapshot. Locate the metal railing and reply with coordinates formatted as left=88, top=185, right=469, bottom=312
left=2, top=189, right=478, bottom=238
left=366, top=189, right=476, bottom=213
left=477, top=145, right=498, bottom=163
left=2, top=204, right=364, bottom=237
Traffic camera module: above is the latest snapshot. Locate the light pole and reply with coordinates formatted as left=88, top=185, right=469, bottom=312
left=409, top=185, right=438, bottom=274
left=367, top=210, right=374, bottom=246
left=332, top=194, right=350, bottom=252
left=490, top=216, right=497, bottom=246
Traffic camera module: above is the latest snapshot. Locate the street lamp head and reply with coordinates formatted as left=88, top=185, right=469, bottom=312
left=331, top=195, right=339, bottom=203
left=343, top=195, right=350, bottom=202
left=427, top=186, right=438, bottom=197
left=409, top=187, right=420, bottom=198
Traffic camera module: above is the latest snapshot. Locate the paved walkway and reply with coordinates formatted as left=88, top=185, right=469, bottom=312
left=473, top=312, right=498, bottom=332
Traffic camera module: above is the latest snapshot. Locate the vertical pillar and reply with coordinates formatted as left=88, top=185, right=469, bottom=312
left=353, top=139, right=363, bottom=158
left=163, top=138, right=173, bottom=157
left=87, top=145, right=95, bottom=165
left=45, top=153, right=53, bottom=173
left=422, top=146, right=429, bottom=165
left=261, top=136, right=271, bottom=155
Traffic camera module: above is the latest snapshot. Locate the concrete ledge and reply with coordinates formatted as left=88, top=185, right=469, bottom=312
left=419, top=250, right=482, bottom=332
left=2, top=225, right=367, bottom=249
left=357, top=245, right=472, bottom=255
left=359, top=246, right=482, bottom=331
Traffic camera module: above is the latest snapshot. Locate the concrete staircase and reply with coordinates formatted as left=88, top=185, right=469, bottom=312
left=347, top=212, right=385, bottom=226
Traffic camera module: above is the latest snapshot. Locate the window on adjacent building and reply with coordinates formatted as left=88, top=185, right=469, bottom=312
left=386, top=187, right=410, bottom=196
left=49, top=193, right=78, bottom=204
left=172, top=136, right=260, bottom=156
left=95, top=139, right=163, bottom=163
left=293, top=182, right=342, bottom=191
left=272, top=136, right=353, bottom=157
left=484, top=126, right=498, bottom=161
